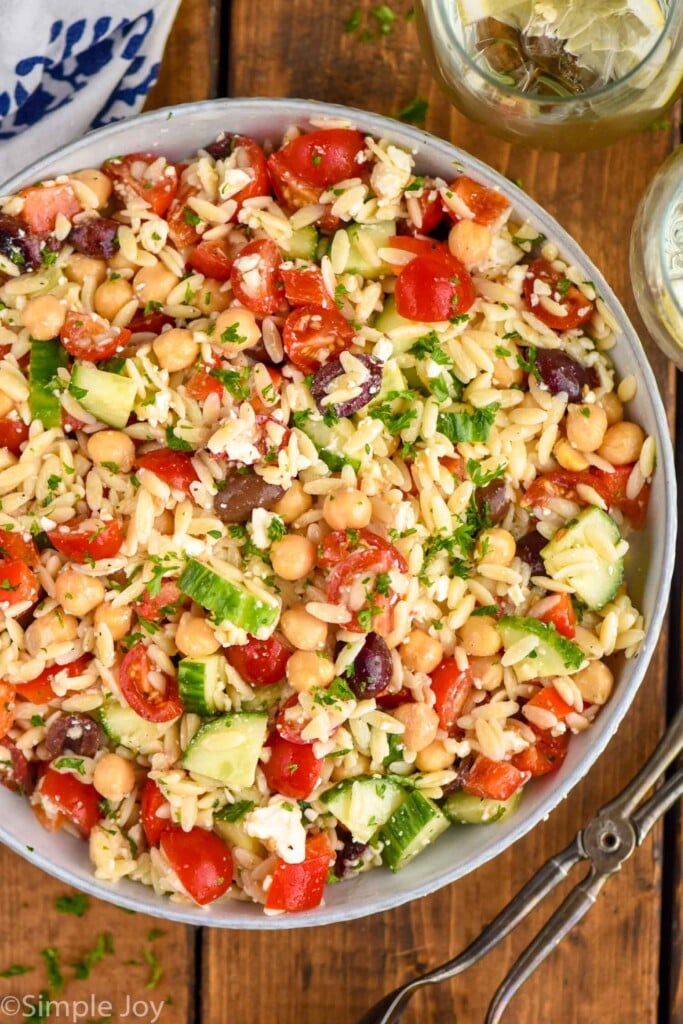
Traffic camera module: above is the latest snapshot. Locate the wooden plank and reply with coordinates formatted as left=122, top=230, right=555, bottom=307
left=147, top=0, right=221, bottom=108
left=213, top=3, right=677, bottom=1023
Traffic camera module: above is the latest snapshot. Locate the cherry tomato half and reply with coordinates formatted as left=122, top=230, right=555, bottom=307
left=0, top=681, right=15, bottom=739
left=318, top=528, right=393, bottom=568
left=60, top=310, right=131, bottom=362
left=160, top=826, right=233, bottom=905
left=227, top=136, right=270, bottom=209
left=48, top=518, right=124, bottom=563
left=230, top=238, right=284, bottom=315
left=119, top=644, right=184, bottom=723
left=327, top=541, right=407, bottom=635
left=103, top=153, right=178, bottom=217
left=37, top=766, right=102, bottom=836
left=513, top=727, right=570, bottom=777
left=166, top=179, right=202, bottom=249
left=394, top=251, right=475, bottom=322
left=281, top=266, right=333, bottom=309
left=141, top=778, right=171, bottom=846
left=462, top=755, right=530, bottom=802
left=445, top=175, right=510, bottom=226
left=0, top=418, right=29, bottom=454
left=385, top=235, right=446, bottom=275
left=282, top=304, right=355, bottom=373
left=269, top=128, right=366, bottom=190
left=0, top=531, right=39, bottom=567
left=136, top=449, right=199, bottom=496
left=522, top=259, right=594, bottom=331
left=262, top=732, right=324, bottom=800
left=525, top=686, right=573, bottom=723
left=136, top=580, right=185, bottom=623
left=522, top=465, right=650, bottom=530
left=275, top=694, right=314, bottom=745
left=429, top=659, right=472, bottom=733
left=189, top=239, right=234, bottom=281
left=14, top=655, right=93, bottom=705
left=226, top=634, right=291, bottom=687
left=406, top=180, right=445, bottom=234
left=265, top=833, right=333, bottom=912
left=21, top=185, right=80, bottom=234
left=128, top=308, right=175, bottom=335
left=532, top=592, right=576, bottom=640
left=0, top=561, right=39, bottom=606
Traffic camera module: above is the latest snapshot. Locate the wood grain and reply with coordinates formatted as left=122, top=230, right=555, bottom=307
left=146, top=0, right=221, bottom=109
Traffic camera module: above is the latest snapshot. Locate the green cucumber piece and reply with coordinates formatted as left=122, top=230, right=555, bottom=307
left=178, top=559, right=279, bottom=637
left=374, top=295, right=415, bottom=337
left=379, top=790, right=450, bottom=871
left=281, top=225, right=319, bottom=261
left=497, top=615, right=584, bottom=682
left=177, top=654, right=228, bottom=715
left=442, top=788, right=523, bottom=825
left=69, top=362, right=137, bottom=429
left=240, top=682, right=283, bottom=713
left=98, top=698, right=178, bottom=754
left=214, top=819, right=264, bottom=856
left=321, top=775, right=406, bottom=843
left=341, top=221, right=396, bottom=280
left=541, top=506, right=624, bottom=611
left=29, top=339, right=69, bottom=428
left=297, top=414, right=360, bottom=472
left=181, top=712, right=268, bottom=787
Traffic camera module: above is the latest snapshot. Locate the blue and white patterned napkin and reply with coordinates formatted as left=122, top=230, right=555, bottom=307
left=0, top=0, right=180, bottom=183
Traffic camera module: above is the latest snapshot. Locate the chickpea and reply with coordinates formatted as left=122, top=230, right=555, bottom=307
left=469, top=655, right=503, bottom=691
left=108, top=250, right=137, bottom=272
left=553, top=436, right=589, bottom=472
left=566, top=403, right=608, bottom=453
left=600, top=391, right=623, bottom=426
left=93, top=277, right=134, bottom=320
left=573, top=661, right=614, bottom=706
left=94, top=602, right=133, bottom=641
left=598, top=421, right=645, bottom=466
left=175, top=613, right=220, bottom=658
left=214, top=308, right=261, bottom=353
left=152, top=328, right=199, bottom=373
left=21, top=295, right=66, bottom=341
left=93, top=752, right=136, bottom=801
left=133, top=263, right=179, bottom=305
left=55, top=570, right=105, bottom=616
left=153, top=510, right=175, bottom=535
left=286, top=649, right=335, bottom=693
left=70, top=168, right=112, bottom=208
left=65, top=254, right=108, bottom=286
left=272, top=480, right=312, bottom=524
left=448, top=220, right=492, bottom=265
left=280, top=606, right=328, bottom=651
left=271, top=535, right=316, bottom=581
left=87, top=430, right=135, bottom=472
left=331, top=753, right=371, bottom=782
left=25, top=611, right=78, bottom=657
left=415, top=739, right=456, bottom=772
left=459, top=616, right=501, bottom=657
left=392, top=702, right=440, bottom=753
left=323, top=488, right=372, bottom=531
left=196, top=278, right=232, bottom=314
left=401, top=629, right=443, bottom=674
left=492, top=355, right=523, bottom=388
left=476, top=528, right=516, bottom=566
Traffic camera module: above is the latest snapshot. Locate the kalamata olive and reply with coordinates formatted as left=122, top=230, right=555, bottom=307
left=441, top=754, right=475, bottom=797
left=310, top=355, right=382, bottom=418
left=68, top=217, right=119, bottom=259
left=335, top=835, right=369, bottom=877
left=204, top=133, right=234, bottom=160
left=0, top=213, right=55, bottom=271
left=534, top=348, right=587, bottom=403
left=515, top=531, right=547, bottom=577
left=213, top=472, right=285, bottom=524
left=345, top=633, right=393, bottom=699
left=0, top=739, right=36, bottom=795
left=475, top=478, right=510, bottom=524
left=45, top=714, right=100, bottom=758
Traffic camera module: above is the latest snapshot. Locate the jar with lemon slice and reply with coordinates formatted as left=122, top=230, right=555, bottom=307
left=416, top=0, right=683, bottom=149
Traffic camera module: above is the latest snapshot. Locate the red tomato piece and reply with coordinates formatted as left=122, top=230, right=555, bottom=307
left=185, top=366, right=224, bottom=401
left=375, top=686, right=414, bottom=709
left=0, top=561, right=39, bottom=606
left=513, top=728, right=569, bottom=777
left=250, top=365, right=283, bottom=414
left=394, top=250, right=475, bottom=322
left=275, top=694, right=314, bottom=745
left=21, top=185, right=80, bottom=234
left=327, top=542, right=407, bottom=635
left=141, top=778, right=171, bottom=846
left=128, top=308, right=175, bottom=335
left=318, top=527, right=392, bottom=568
left=407, top=181, right=445, bottom=234
left=281, top=266, right=333, bottom=308
left=136, top=580, right=184, bottom=622
left=137, top=448, right=199, bottom=496
left=0, top=531, right=39, bottom=567
left=385, top=235, right=446, bottom=275
left=119, top=644, right=184, bottom=723
left=282, top=304, right=355, bottom=373
left=522, top=465, right=650, bottom=530
left=0, top=418, right=29, bottom=454
left=429, top=659, right=472, bottom=732
left=60, top=310, right=131, bottom=362
left=227, top=136, right=270, bottom=209
left=48, top=518, right=124, bottom=563
left=445, top=176, right=510, bottom=226
left=166, top=181, right=202, bottom=249
left=522, top=259, right=594, bottom=331
left=160, top=826, right=233, bottom=905
left=265, top=833, right=333, bottom=913
left=532, top=593, right=576, bottom=639
left=14, top=655, right=93, bottom=705
left=189, top=239, right=234, bottom=281
left=525, top=687, right=573, bottom=723
left=230, top=238, right=284, bottom=315
left=103, top=152, right=178, bottom=217
left=270, top=129, right=366, bottom=190
left=226, top=634, right=291, bottom=687
left=0, top=681, right=15, bottom=739
left=37, top=766, right=102, bottom=836
left=462, top=755, right=530, bottom=801
left=262, top=732, right=324, bottom=799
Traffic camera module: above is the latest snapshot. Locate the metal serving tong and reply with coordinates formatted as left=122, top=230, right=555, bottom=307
left=359, top=706, right=683, bottom=1024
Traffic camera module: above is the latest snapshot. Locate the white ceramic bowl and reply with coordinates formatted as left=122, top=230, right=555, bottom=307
left=0, top=99, right=676, bottom=929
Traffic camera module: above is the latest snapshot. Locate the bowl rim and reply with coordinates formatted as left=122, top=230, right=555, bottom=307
left=0, top=96, right=676, bottom=929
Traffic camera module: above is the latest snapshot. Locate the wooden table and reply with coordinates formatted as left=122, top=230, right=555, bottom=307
left=1, top=3, right=681, bottom=1022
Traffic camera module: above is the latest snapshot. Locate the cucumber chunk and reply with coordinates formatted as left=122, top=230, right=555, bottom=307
left=214, top=819, right=264, bottom=856
left=321, top=775, right=406, bottom=844
left=181, top=713, right=268, bottom=788
left=281, top=225, right=319, bottom=261
left=497, top=615, right=584, bottom=682
left=69, top=362, right=137, bottom=429
left=374, top=295, right=415, bottom=338
left=339, top=221, right=396, bottom=280
left=177, top=654, right=228, bottom=715
left=442, top=788, right=523, bottom=825
left=297, top=414, right=360, bottom=472
left=178, top=559, right=279, bottom=637
left=379, top=790, right=450, bottom=871
left=29, top=339, right=69, bottom=428
left=541, top=506, right=624, bottom=611
left=99, top=699, right=178, bottom=754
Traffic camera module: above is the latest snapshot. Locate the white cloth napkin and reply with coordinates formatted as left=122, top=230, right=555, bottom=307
left=0, top=0, right=180, bottom=185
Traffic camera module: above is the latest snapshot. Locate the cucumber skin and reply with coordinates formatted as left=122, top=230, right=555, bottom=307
left=177, top=655, right=226, bottom=716
left=98, top=699, right=176, bottom=754
left=379, top=790, right=450, bottom=872
left=178, top=559, right=279, bottom=634
left=69, top=362, right=137, bottom=430
left=29, top=340, right=69, bottom=428
left=541, top=507, right=624, bottom=611
left=321, top=775, right=406, bottom=844
left=498, top=615, right=584, bottom=672
left=442, top=788, right=523, bottom=825
left=282, top=225, right=319, bottom=261
left=181, top=712, right=268, bottom=788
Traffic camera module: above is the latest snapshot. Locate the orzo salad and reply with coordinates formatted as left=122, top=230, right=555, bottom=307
left=0, top=121, right=653, bottom=913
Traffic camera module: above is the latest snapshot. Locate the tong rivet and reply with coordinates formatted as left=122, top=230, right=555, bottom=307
left=599, top=832, right=620, bottom=852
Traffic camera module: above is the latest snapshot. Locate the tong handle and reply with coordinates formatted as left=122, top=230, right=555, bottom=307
left=601, top=706, right=683, bottom=820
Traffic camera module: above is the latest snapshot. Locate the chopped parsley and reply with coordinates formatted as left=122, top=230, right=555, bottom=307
left=183, top=207, right=201, bottom=226
left=266, top=517, right=286, bottom=543
left=210, top=366, right=251, bottom=399
left=394, top=97, right=429, bottom=125
left=71, top=932, right=114, bottom=980
left=215, top=800, right=254, bottom=823
left=516, top=346, right=540, bottom=379
left=165, top=425, right=193, bottom=452
left=466, top=458, right=505, bottom=488
left=368, top=389, right=418, bottom=435
left=55, top=892, right=90, bottom=917
left=40, top=947, right=63, bottom=996
left=436, top=403, right=499, bottom=444
left=409, top=330, right=451, bottom=365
